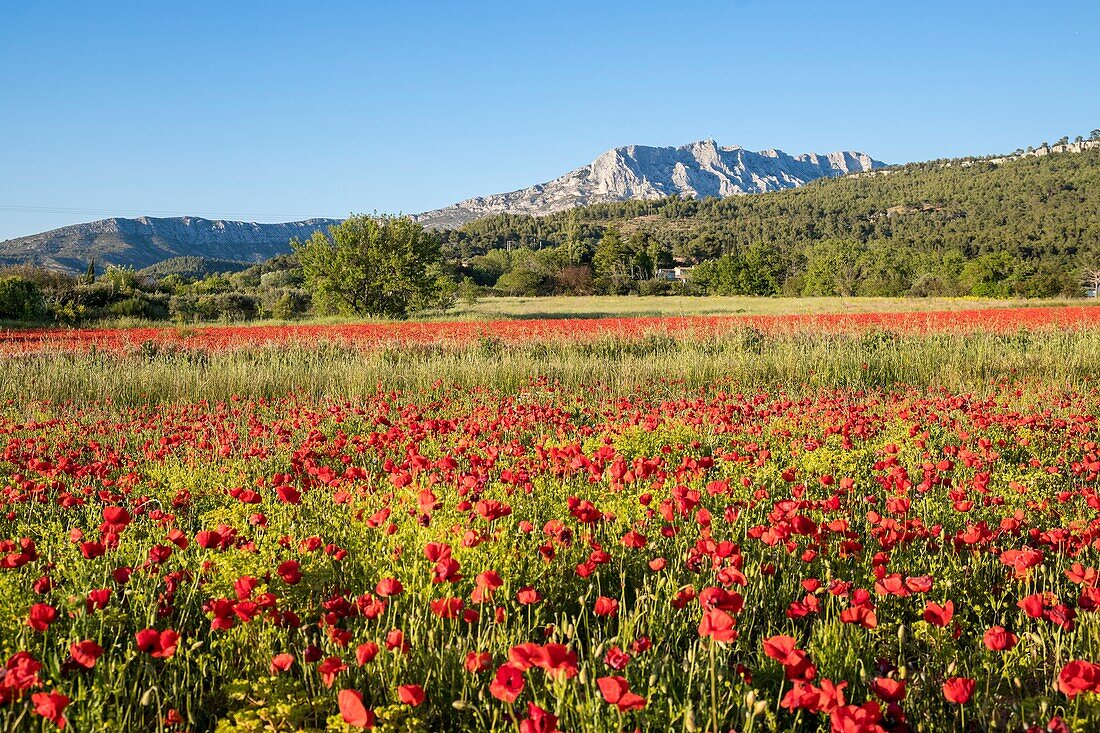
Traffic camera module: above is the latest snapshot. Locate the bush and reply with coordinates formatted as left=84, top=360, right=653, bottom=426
left=637, top=278, right=673, bottom=296
left=106, top=293, right=170, bottom=320
left=494, top=267, right=551, bottom=296
left=211, top=293, right=261, bottom=321
left=269, top=289, right=311, bottom=320
left=0, top=276, right=47, bottom=322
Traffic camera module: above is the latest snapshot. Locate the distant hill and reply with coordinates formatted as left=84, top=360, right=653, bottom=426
left=440, top=145, right=1100, bottom=259
left=435, top=143, right=1100, bottom=298
left=414, top=140, right=884, bottom=228
left=0, top=217, right=340, bottom=274
left=137, top=256, right=254, bottom=279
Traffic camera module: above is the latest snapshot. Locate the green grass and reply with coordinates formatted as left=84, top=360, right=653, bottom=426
left=3, top=327, right=1100, bottom=405
left=443, top=295, right=1096, bottom=321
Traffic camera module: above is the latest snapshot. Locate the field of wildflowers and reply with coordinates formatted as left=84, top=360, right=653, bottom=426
left=2, top=306, right=1100, bottom=355
left=3, top=311, right=1100, bottom=732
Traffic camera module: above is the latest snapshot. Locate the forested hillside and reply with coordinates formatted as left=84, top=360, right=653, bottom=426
left=441, top=148, right=1100, bottom=297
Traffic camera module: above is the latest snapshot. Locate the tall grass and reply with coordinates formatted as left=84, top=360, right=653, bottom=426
left=2, top=327, right=1099, bottom=404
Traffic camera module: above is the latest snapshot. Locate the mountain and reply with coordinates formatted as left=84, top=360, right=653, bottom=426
left=0, top=217, right=340, bottom=274
left=414, top=140, right=885, bottom=228
left=437, top=143, right=1100, bottom=298
left=0, top=140, right=882, bottom=273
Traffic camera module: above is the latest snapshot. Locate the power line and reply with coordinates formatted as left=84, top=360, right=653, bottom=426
left=0, top=204, right=346, bottom=222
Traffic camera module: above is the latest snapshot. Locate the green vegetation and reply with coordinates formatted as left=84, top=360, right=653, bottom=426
left=441, top=148, right=1100, bottom=298
left=5, top=327, right=1100, bottom=404
left=293, top=215, right=452, bottom=318
left=0, top=256, right=312, bottom=325
left=440, top=294, right=1093, bottom=321
left=0, top=275, right=47, bottom=321
left=139, top=256, right=254, bottom=279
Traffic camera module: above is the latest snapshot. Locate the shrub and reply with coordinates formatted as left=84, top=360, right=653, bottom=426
left=0, top=276, right=47, bottom=322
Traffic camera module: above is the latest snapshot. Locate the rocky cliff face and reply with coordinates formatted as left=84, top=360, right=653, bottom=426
left=0, top=217, right=340, bottom=273
left=414, top=140, right=885, bottom=227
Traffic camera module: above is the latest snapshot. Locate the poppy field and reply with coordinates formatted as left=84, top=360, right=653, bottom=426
left=3, top=316, right=1100, bottom=732
left=3, top=305, right=1100, bottom=355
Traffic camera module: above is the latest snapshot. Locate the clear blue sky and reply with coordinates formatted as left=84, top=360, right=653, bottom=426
left=2, top=0, right=1098, bottom=241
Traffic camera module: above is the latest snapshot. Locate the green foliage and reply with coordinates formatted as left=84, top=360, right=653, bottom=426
left=294, top=215, right=447, bottom=319
left=592, top=224, right=631, bottom=294
left=0, top=276, right=47, bottom=321
left=270, top=289, right=312, bottom=320
left=494, top=265, right=551, bottom=296
left=138, top=257, right=252, bottom=280
left=439, top=150, right=1100, bottom=298
left=691, top=242, right=787, bottom=296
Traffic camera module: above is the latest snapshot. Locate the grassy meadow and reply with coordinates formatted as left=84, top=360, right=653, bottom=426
left=3, top=306, right=1100, bottom=732
left=443, top=295, right=1097, bottom=321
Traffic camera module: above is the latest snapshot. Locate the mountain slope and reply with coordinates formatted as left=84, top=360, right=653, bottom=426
left=437, top=145, right=1100, bottom=298
left=0, top=217, right=340, bottom=274
left=415, top=140, right=885, bottom=228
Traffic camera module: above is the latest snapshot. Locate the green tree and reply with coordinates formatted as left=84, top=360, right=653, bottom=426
left=801, top=239, right=868, bottom=296
left=593, top=225, right=631, bottom=294
left=494, top=266, right=550, bottom=296
left=293, top=215, right=446, bottom=319
left=959, top=253, right=1019, bottom=297
left=0, top=276, right=48, bottom=321
left=561, top=213, right=588, bottom=265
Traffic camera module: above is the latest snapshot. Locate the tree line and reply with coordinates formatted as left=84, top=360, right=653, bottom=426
left=442, top=146, right=1100, bottom=299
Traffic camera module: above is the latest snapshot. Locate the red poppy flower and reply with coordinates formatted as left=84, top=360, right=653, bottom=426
left=465, top=651, right=492, bottom=673
left=27, top=603, right=57, bottom=632
left=519, top=702, right=558, bottom=733
left=32, top=690, right=69, bottom=729
left=533, top=643, right=578, bottom=679
left=516, top=587, right=542, bottom=605
left=317, top=656, right=348, bottom=688
left=983, top=626, right=1018, bottom=651
left=397, top=684, right=425, bottom=706
left=489, top=664, right=525, bottom=703
left=338, top=689, right=375, bottom=728
left=593, top=596, right=619, bottom=617
left=385, top=629, right=409, bottom=654
left=375, top=578, right=403, bottom=597
left=829, top=702, right=883, bottom=733
left=275, top=484, right=301, bottom=504
left=762, top=635, right=800, bottom=665
left=923, top=600, right=954, bottom=627
left=871, top=677, right=906, bottom=703
left=69, top=640, right=103, bottom=669
left=942, top=677, right=976, bottom=704
left=85, top=588, right=112, bottom=614
left=276, top=560, right=301, bottom=584
left=604, top=646, right=631, bottom=670
left=135, top=628, right=179, bottom=659
left=270, top=653, right=294, bottom=674
left=596, top=676, right=646, bottom=711
left=1058, top=660, right=1100, bottom=698
left=698, top=608, right=738, bottom=642
left=356, top=642, right=379, bottom=666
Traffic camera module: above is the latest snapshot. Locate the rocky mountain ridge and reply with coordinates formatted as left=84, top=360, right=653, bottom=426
left=0, top=216, right=340, bottom=273
left=413, top=140, right=886, bottom=227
